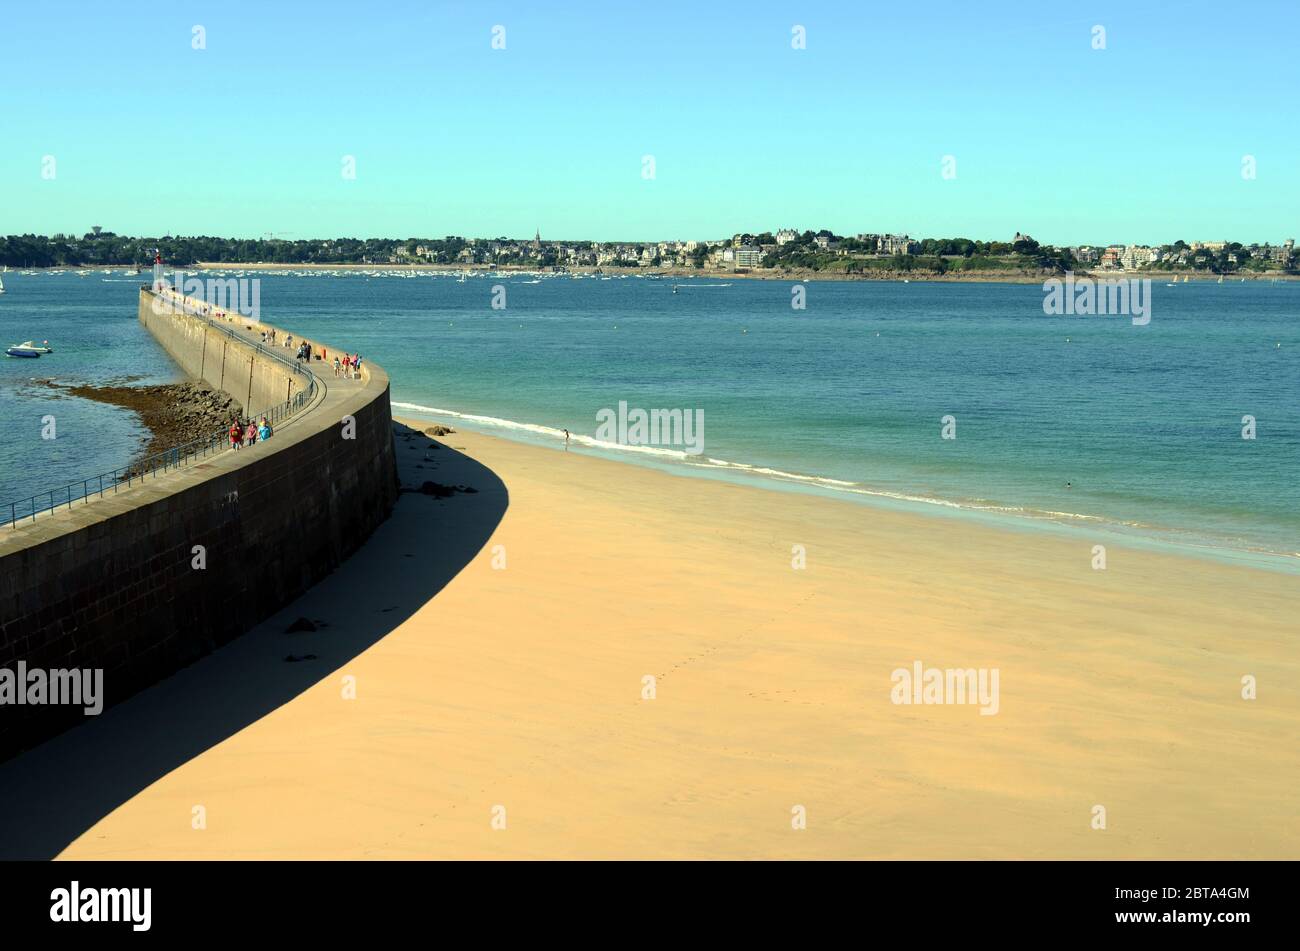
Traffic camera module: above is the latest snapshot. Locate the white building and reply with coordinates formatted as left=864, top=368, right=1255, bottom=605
left=1119, top=245, right=1155, bottom=270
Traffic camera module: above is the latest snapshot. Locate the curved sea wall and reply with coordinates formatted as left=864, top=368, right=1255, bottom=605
left=0, top=289, right=398, bottom=761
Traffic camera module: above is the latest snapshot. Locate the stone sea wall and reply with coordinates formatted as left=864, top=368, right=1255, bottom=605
left=0, top=290, right=398, bottom=761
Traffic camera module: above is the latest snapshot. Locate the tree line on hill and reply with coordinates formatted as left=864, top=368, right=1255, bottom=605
left=0, top=233, right=473, bottom=267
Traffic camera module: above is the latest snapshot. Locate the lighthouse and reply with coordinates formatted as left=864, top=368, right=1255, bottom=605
left=152, top=249, right=164, bottom=292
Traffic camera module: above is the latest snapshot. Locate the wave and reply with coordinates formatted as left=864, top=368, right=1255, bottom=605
left=390, top=400, right=1299, bottom=565
left=393, top=400, right=1114, bottom=516
left=393, top=401, right=692, bottom=460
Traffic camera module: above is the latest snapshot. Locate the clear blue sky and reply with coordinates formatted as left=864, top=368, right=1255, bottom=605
left=1, top=0, right=1296, bottom=245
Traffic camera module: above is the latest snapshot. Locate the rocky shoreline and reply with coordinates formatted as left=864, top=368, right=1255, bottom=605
left=40, top=380, right=241, bottom=465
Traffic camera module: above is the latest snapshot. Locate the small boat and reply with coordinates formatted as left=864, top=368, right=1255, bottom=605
left=0, top=276, right=5, bottom=293
left=6, top=342, right=47, bottom=358
left=11, top=340, right=53, bottom=354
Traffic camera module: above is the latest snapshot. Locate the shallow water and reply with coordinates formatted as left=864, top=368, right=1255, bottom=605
left=3, top=269, right=1296, bottom=568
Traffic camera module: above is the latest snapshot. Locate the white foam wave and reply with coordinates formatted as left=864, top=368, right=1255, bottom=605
left=390, top=400, right=1296, bottom=560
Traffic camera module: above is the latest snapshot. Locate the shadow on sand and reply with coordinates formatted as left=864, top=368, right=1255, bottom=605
left=0, top=422, right=507, bottom=859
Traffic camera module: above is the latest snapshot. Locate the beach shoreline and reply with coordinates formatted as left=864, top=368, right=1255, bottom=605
left=10, top=262, right=1294, bottom=284
left=19, top=421, right=1294, bottom=860
left=174, top=262, right=1300, bottom=284
left=389, top=402, right=1300, bottom=574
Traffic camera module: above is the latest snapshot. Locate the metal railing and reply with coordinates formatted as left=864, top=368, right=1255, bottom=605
left=3, top=290, right=322, bottom=529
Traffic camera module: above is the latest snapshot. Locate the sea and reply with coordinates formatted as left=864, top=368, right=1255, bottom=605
left=2, top=268, right=1296, bottom=571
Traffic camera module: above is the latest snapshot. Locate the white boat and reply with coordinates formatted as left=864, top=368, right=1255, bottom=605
left=16, top=340, right=53, bottom=353
left=6, top=340, right=52, bottom=358
left=0, top=276, right=5, bottom=294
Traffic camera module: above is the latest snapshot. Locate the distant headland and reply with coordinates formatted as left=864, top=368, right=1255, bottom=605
left=3, top=229, right=1295, bottom=280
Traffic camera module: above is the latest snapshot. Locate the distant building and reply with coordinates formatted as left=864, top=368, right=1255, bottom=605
left=1100, top=246, right=1123, bottom=269
left=734, top=247, right=763, bottom=267
left=814, top=235, right=831, bottom=250
left=879, top=234, right=914, bottom=255
left=775, top=229, right=798, bottom=246
left=1119, top=245, right=1155, bottom=270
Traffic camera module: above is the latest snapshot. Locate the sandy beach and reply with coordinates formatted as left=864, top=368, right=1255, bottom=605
left=4, top=421, right=1295, bottom=860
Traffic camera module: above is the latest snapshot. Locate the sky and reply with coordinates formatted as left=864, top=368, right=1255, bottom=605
left=1, top=0, right=1296, bottom=245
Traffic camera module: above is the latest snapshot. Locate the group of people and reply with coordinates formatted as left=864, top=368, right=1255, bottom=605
left=286, top=339, right=362, bottom=379
left=260, top=328, right=278, bottom=345
left=229, top=416, right=272, bottom=450
left=333, top=353, right=362, bottom=378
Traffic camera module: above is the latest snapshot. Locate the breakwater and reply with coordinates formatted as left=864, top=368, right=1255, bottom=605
left=0, top=289, right=398, bottom=760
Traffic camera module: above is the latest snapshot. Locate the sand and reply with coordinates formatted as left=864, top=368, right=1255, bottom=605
left=6, top=421, right=1296, bottom=860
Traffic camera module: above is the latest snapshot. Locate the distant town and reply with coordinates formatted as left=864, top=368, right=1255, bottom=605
left=2, top=227, right=1296, bottom=276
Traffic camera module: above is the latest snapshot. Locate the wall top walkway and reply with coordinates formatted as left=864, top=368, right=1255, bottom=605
left=0, top=288, right=392, bottom=558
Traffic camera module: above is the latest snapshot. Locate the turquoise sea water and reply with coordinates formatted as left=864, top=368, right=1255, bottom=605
left=0, top=272, right=183, bottom=513
left=3, top=269, right=1297, bottom=569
